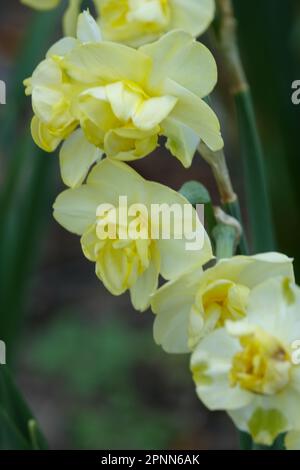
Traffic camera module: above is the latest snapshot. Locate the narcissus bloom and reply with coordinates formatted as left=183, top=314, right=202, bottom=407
left=151, top=253, right=294, bottom=353
left=25, top=11, right=223, bottom=185
left=191, top=277, right=300, bottom=446
left=53, top=159, right=212, bottom=311
left=95, top=0, right=215, bottom=46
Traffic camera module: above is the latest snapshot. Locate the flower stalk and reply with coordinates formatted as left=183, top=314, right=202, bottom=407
left=212, top=207, right=241, bottom=259
left=198, top=142, right=249, bottom=254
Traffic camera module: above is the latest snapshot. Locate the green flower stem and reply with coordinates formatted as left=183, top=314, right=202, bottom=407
left=198, top=143, right=249, bottom=254
left=223, top=198, right=249, bottom=255
left=215, top=0, right=275, bottom=253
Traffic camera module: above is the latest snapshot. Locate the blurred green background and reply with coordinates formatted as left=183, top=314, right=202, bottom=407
left=0, top=0, right=299, bottom=449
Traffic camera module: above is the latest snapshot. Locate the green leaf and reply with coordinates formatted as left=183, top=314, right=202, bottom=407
left=0, top=366, right=48, bottom=450
left=235, top=89, right=275, bottom=252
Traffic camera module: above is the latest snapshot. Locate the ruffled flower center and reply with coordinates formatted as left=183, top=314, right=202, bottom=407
left=81, top=206, right=155, bottom=292
left=127, top=0, right=170, bottom=27
left=188, top=280, right=249, bottom=348
left=229, top=329, right=291, bottom=395
left=103, top=0, right=170, bottom=30
left=78, top=79, right=177, bottom=156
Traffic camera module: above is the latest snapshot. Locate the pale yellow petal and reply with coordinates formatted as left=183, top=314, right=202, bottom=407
left=140, top=30, right=217, bottom=98
left=59, top=128, right=103, bottom=188
left=104, top=128, right=158, bottom=161
left=152, top=266, right=202, bottom=353
left=86, top=159, right=145, bottom=206
left=63, top=42, right=151, bottom=86
left=31, top=116, right=62, bottom=152
left=247, top=278, right=300, bottom=346
left=146, top=181, right=213, bottom=278
left=133, top=95, right=177, bottom=130
left=166, top=79, right=223, bottom=151
left=30, top=58, right=62, bottom=89
left=46, top=38, right=78, bottom=58
left=130, top=246, right=160, bottom=312
left=238, top=252, right=294, bottom=287
left=161, top=116, right=200, bottom=168
left=76, top=10, right=102, bottom=43
left=53, top=185, right=100, bottom=235
left=95, top=245, right=129, bottom=295
left=105, top=82, right=142, bottom=122
left=170, top=0, right=215, bottom=37
left=157, top=234, right=212, bottom=281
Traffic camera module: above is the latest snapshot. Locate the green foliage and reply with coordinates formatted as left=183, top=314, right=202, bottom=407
left=0, top=366, right=47, bottom=450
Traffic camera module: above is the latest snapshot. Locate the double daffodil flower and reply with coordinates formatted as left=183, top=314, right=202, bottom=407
left=24, top=11, right=223, bottom=188
left=53, top=159, right=212, bottom=311
left=191, top=277, right=300, bottom=447
left=151, top=252, right=294, bottom=353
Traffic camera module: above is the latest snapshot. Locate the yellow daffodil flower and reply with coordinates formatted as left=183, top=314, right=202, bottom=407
left=53, top=159, right=213, bottom=311
left=95, top=0, right=215, bottom=46
left=25, top=11, right=223, bottom=187
left=151, top=253, right=294, bottom=353
left=191, top=277, right=300, bottom=446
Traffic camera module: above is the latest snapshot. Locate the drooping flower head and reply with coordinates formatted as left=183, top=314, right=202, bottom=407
left=95, top=0, right=215, bottom=46
left=151, top=253, right=294, bottom=353
left=191, top=277, right=300, bottom=446
left=25, top=11, right=223, bottom=188
left=53, top=159, right=213, bottom=311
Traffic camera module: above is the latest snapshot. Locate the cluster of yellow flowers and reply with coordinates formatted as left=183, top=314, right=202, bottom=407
left=23, top=2, right=300, bottom=450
